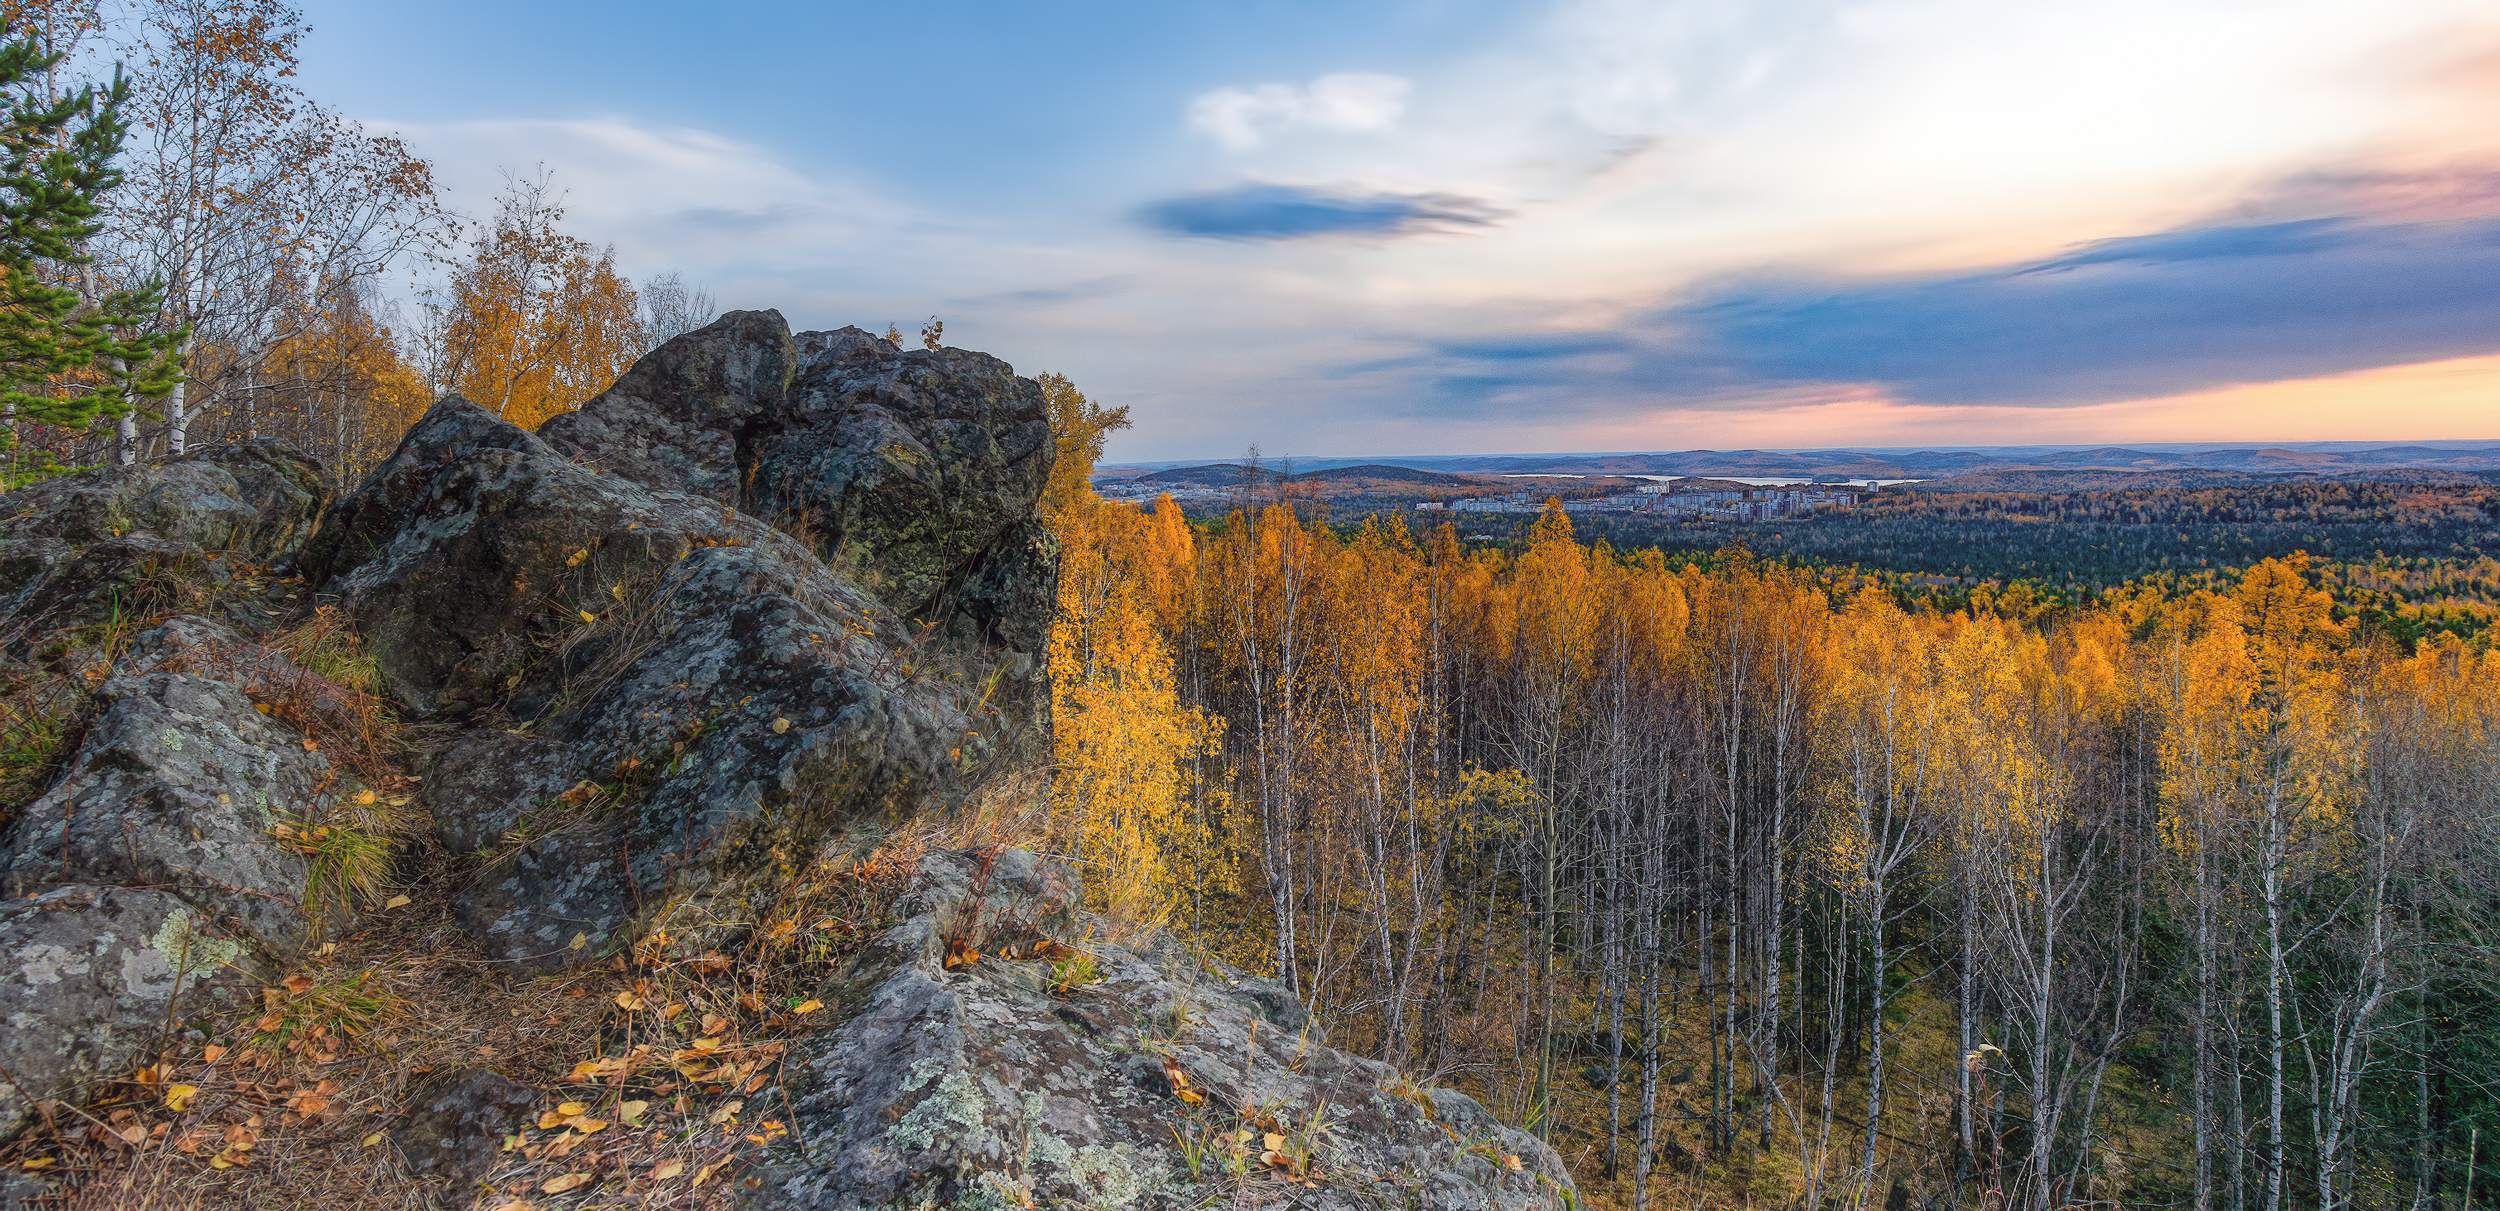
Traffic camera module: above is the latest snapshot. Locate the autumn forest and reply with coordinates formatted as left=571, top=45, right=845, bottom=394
left=1043, top=389, right=2500, bottom=1211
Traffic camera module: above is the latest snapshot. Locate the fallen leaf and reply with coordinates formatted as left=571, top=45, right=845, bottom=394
left=282, top=973, right=313, bottom=995
left=942, top=936, right=979, bottom=971
left=383, top=894, right=411, bottom=910
left=693, top=1161, right=722, bottom=1187
left=537, top=1111, right=568, bottom=1130
left=301, top=738, right=318, bottom=751
left=20, top=1158, right=52, bottom=1170
left=615, top=990, right=647, bottom=1010
left=577, top=610, right=597, bottom=624
left=618, top=1099, right=650, bottom=1124
left=555, top=1102, right=587, bottom=1117
left=361, top=1131, right=385, bottom=1147
left=568, top=931, right=589, bottom=951
left=201, top=1044, right=227, bottom=1064
left=566, top=548, right=589, bottom=567
left=691, top=1036, right=722, bottom=1053
left=792, top=999, right=824, bottom=1014
left=541, top=1171, right=593, bottom=1193
left=164, top=1083, right=199, bottom=1111
left=701, top=1012, right=728, bottom=1034
left=1501, top=1153, right=1523, bottom=1171
left=354, top=789, right=377, bottom=805
left=568, top=1117, right=608, bottom=1135
left=650, top=1158, right=685, bottom=1180
left=116, top=1125, right=146, bottom=1145
left=770, top=717, right=790, bottom=734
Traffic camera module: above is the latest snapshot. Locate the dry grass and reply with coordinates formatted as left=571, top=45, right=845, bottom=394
left=3, top=812, right=947, bottom=1211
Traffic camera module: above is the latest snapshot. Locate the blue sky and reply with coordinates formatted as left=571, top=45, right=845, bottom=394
left=298, top=0, right=2500, bottom=460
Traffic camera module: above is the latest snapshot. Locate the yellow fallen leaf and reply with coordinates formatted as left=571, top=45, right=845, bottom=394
left=566, top=548, right=589, bottom=567
left=569, top=932, right=588, bottom=951
left=164, top=1083, right=198, bottom=1111
left=541, top=1171, right=593, bottom=1193
left=538, top=1110, right=568, bottom=1129
left=651, top=1158, right=685, bottom=1180
left=692, top=1161, right=721, bottom=1187
left=555, top=1102, right=587, bottom=1117
left=361, top=1131, right=384, bottom=1147
left=568, top=1117, right=608, bottom=1135
left=691, top=1036, right=721, bottom=1053
left=200, top=1044, right=226, bottom=1064
left=615, top=990, right=647, bottom=1010
left=618, top=1100, right=650, bottom=1124
left=1265, top=1133, right=1286, bottom=1152
left=21, top=1157, right=54, bottom=1170
left=354, top=789, right=377, bottom=804
left=577, top=610, right=597, bottom=624
left=1501, top=1153, right=1524, bottom=1171
left=770, top=717, right=790, bottom=734
left=383, top=894, right=411, bottom=910
left=792, top=999, right=823, bottom=1014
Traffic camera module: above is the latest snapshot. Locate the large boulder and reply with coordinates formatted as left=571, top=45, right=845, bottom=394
left=746, top=848, right=1573, bottom=1211
left=0, top=886, right=260, bottom=1142
left=540, top=313, right=1055, bottom=669
left=0, top=441, right=326, bottom=641
left=308, top=316, right=1055, bottom=968
left=0, top=614, right=340, bottom=1139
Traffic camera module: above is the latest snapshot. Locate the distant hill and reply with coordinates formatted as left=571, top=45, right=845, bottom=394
left=1293, top=464, right=1480, bottom=486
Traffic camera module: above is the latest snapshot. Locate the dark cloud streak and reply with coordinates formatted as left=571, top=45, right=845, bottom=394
left=1404, top=215, right=2500, bottom=415
left=1140, top=183, right=1498, bottom=240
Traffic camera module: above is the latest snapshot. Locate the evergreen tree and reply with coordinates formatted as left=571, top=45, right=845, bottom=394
left=0, top=24, right=182, bottom=479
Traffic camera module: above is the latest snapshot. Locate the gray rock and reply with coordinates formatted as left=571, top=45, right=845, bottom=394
left=536, top=308, right=795, bottom=504
left=2, top=616, right=331, bottom=958
left=309, top=320, right=1057, bottom=970
left=745, top=848, right=1574, bottom=1211
left=0, top=885, right=261, bottom=1141
left=0, top=441, right=327, bottom=639
left=304, top=396, right=831, bottom=719
left=438, top=542, right=973, bottom=968
left=391, top=1067, right=542, bottom=1181
left=542, top=313, right=1056, bottom=699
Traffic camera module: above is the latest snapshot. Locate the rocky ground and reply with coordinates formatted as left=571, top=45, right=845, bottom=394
left=0, top=315, right=1573, bottom=1211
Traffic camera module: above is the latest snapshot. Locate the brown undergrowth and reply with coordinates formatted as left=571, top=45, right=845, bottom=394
left=5, top=819, right=947, bottom=1211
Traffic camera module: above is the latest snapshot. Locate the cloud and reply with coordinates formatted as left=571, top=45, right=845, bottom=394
left=1139, top=183, right=1498, bottom=240
left=1187, top=73, right=1410, bottom=150
left=1406, top=215, right=2500, bottom=415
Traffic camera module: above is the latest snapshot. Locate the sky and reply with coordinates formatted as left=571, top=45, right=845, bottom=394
left=292, top=0, right=2500, bottom=461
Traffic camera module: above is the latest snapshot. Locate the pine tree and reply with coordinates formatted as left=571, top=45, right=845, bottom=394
left=0, top=28, right=182, bottom=480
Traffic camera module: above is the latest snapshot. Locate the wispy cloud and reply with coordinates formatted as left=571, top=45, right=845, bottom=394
left=1187, top=73, right=1409, bottom=150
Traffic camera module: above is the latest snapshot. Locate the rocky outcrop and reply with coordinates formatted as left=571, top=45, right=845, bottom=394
left=0, top=615, right=346, bottom=1139
left=747, top=847, right=1571, bottom=1211
left=306, top=311, right=1054, bottom=969
left=538, top=314, right=1056, bottom=663
left=0, top=441, right=326, bottom=641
